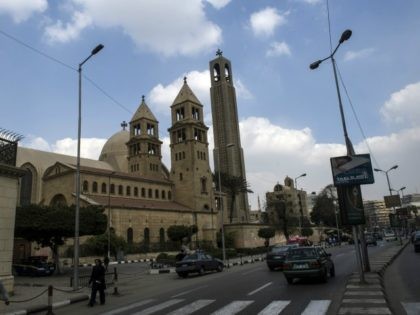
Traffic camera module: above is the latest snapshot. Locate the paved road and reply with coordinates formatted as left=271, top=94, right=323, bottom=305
left=52, top=243, right=393, bottom=315
left=384, top=241, right=420, bottom=315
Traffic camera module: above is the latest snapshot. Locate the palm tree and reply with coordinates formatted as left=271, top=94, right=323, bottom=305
left=217, top=172, right=253, bottom=223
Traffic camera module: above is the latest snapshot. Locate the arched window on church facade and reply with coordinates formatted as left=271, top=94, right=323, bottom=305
left=50, top=194, right=67, bottom=207
left=134, top=187, right=138, bottom=197
left=19, top=166, right=34, bottom=206
left=101, top=183, right=107, bottom=193
left=92, top=181, right=98, bottom=193
left=155, top=189, right=159, bottom=199
left=127, top=228, right=133, bottom=244
left=82, top=180, right=88, bottom=192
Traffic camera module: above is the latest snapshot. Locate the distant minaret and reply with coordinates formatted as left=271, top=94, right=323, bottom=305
left=210, top=49, right=250, bottom=222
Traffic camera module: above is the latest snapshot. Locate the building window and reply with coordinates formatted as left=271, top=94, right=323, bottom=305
left=201, top=177, right=207, bottom=193
left=155, top=189, right=159, bottom=199
left=134, top=123, right=141, bottom=135
left=148, top=188, right=152, bottom=198
left=134, top=187, right=138, bottom=197
left=118, top=185, right=123, bottom=195
left=176, top=107, right=185, bottom=121
left=147, top=123, right=155, bottom=136
left=83, top=181, right=89, bottom=192
left=126, top=186, right=131, bottom=196
left=101, top=183, right=107, bottom=193
left=141, top=188, right=146, bottom=197
left=92, top=182, right=98, bottom=193
left=19, top=168, right=33, bottom=206
left=192, top=107, right=200, bottom=120
left=127, top=228, right=133, bottom=244
left=161, top=190, right=166, bottom=199
left=159, top=228, right=165, bottom=247
left=144, top=228, right=150, bottom=247
left=179, top=173, right=183, bottom=181
left=110, top=184, right=115, bottom=194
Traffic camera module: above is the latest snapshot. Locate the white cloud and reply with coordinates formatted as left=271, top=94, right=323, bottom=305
left=52, top=137, right=107, bottom=159
left=266, top=41, right=291, bottom=57
left=235, top=79, right=253, bottom=100
left=44, top=11, right=92, bottom=43
left=250, top=7, right=288, bottom=37
left=343, top=48, right=374, bottom=61
left=45, top=0, right=222, bottom=56
left=380, top=82, right=420, bottom=126
left=206, top=0, right=231, bottom=9
left=22, top=136, right=52, bottom=152
left=0, top=0, right=47, bottom=23
left=301, top=0, right=322, bottom=4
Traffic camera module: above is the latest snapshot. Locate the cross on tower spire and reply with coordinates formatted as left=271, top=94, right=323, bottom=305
left=183, top=76, right=187, bottom=84
left=121, top=121, right=128, bottom=130
left=216, top=48, right=223, bottom=57
left=141, top=95, right=145, bottom=102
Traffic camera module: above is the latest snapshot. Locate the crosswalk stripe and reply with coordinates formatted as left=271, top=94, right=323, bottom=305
left=248, top=282, right=273, bottom=296
left=301, top=300, right=331, bottom=315
left=100, top=299, right=155, bottom=315
left=257, top=300, right=290, bottom=315
left=211, top=301, right=254, bottom=315
left=166, top=299, right=215, bottom=315
left=402, top=302, right=420, bottom=315
left=132, top=299, right=184, bottom=315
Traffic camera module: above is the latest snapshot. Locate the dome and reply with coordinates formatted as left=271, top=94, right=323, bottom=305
left=274, top=182, right=283, bottom=192
left=99, top=130, right=129, bottom=172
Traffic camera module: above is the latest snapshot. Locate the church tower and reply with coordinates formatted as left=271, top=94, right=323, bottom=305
left=127, top=96, right=164, bottom=179
left=168, top=78, right=213, bottom=211
left=210, top=49, right=250, bottom=222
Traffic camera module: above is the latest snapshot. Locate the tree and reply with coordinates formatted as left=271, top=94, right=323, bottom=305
left=266, top=197, right=298, bottom=241
left=167, top=225, right=198, bottom=247
left=300, top=217, right=314, bottom=237
left=15, top=204, right=107, bottom=273
left=218, top=172, right=253, bottom=223
left=310, top=184, right=337, bottom=227
left=84, top=231, right=127, bottom=260
left=258, top=227, right=275, bottom=247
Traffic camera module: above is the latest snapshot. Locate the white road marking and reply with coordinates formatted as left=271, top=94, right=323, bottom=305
left=301, top=300, right=331, bottom=315
left=132, top=299, right=184, bottom=315
left=248, top=282, right=273, bottom=296
left=100, top=299, right=155, bottom=315
left=402, top=302, right=420, bottom=315
left=211, top=301, right=254, bottom=315
left=166, top=299, right=215, bottom=315
left=338, top=307, right=391, bottom=314
left=342, top=298, right=386, bottom=304
left=171, top=285, right=208, bottom=298
left=257, top=300, right=290, bottom=315
left=345, top=291, right=383, bottom=296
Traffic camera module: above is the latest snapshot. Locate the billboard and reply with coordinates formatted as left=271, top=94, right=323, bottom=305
left=330, top=154, right=374, bottom=186
left=337, top=185, right=366, bottom=226
left=384, top=195, right=401, bottom=208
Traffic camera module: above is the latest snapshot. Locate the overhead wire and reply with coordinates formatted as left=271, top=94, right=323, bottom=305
left=0, top=28, right=132, bottom=115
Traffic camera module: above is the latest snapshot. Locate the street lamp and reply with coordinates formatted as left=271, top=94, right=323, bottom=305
left=74, top=44, right=104, bottom=289
left=310, top=29, right=368, bottom=280
left=294, top=173, right=306, bottom=234
left=374, top=165, right=398, bottom=196
left=107, top=171, right=115, bottom=260
left=216, top=143, right=234, bottom=265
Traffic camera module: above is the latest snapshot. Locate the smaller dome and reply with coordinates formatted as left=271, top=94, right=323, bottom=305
left=99, top=130, right=129, bottom=172
left=274, top=182, right=283, bottom=192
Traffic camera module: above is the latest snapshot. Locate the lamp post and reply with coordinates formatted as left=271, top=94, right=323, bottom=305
left=74, top=44, right=104, bottom=290
left=310, top=29, right=368, bottom=281
left=294, top=173, right=306, bottom=234
left=216, top=143, right=234, bottom=265
left=107, top=171, right=115, bottom=260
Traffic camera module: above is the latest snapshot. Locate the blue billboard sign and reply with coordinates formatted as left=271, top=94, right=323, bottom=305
left=330, top=154, right=374, bottom=186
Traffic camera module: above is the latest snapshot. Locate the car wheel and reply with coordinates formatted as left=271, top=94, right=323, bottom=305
left=217, top=264, right=223, bottom=272
left=330, top=265, right=335, bottom=277
left=285, top=277, right=293, bottom=284
left=198, top=266, right=205, bottom=275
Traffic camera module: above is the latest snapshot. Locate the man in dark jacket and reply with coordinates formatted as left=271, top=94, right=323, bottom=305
left=88, top=259, right=106, bottom=306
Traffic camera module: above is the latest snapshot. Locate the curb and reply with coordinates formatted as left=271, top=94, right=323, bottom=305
left=5, top=294, right=89, bottom=315
left=337, top=240, right=410, bottom=315
left=75, top=258, right=155, bottom=268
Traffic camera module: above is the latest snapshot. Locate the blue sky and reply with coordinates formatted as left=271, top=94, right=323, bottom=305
left=1, top=0, right=420, bottom=210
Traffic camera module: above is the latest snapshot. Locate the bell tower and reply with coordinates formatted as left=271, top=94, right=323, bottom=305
left=168, top=78, right=213, bottom=211
left=127, top=96, right=163, bottom=179
left=210, top=49, right=250, bottom=222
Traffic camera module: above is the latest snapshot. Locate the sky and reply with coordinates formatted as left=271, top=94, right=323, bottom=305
left=1, top=0, right=420, bottom=210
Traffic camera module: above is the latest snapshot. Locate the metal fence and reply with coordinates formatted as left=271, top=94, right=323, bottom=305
left=70, top=270, right=115, bottom=288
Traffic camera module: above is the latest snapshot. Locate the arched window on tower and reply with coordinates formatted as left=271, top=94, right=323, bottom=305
left=134, top=123, right=141, bottom=135
left=147, top=123, right=155, bottom=136
left=83, top=181, right=89, bottom=193
left=224, top=63, right=231, bottom=82
left=92, top=181, right=98, bottom=193
left=201, top=177, right=207, bottom=193
left=127, top=228, right=133, bottom=244
left=176, top=107, right=185, bottom=121
left=213, top=63, right=221, bottom=82
left=144, top=228, right=150, bottom=247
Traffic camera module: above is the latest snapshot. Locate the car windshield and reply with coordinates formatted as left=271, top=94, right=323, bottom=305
left=287, top=248, right=318, bottom=260
left=183, top=254, right=198, bottom=260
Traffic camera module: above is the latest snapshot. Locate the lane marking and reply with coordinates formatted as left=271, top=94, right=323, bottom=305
left=132, top=299, right=184, bottom=315
left=211, top=301, right=254, bottom=315
left=402, top=302, right=420, bottom=315
left=248, top=282, right=273, bottom=296
left=257, top=300, right=290, bottom=315
left=167, top=299, right=215, bottom=315
left=171, top=285, right=208, bottom=298
left=101, top=299, right=155, bottom=315
left=242, top=267, right=263, bottom=275
left=338, top=307, right=391, bottom=314
left=345, top=291, right=383, bottom=296
left=301, top=300, right=331, bottom=315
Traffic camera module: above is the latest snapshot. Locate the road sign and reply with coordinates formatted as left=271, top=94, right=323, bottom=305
left=330, top=154, right=374, bottom=186
left=389, top=213, right=398, bottom=228
left=384, top=195, right=401, bottom=208
left=337, top=184, right=366, bottom=225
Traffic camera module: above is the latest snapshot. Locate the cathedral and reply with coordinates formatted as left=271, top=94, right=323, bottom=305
left=15, top=52, right=255, bottom=252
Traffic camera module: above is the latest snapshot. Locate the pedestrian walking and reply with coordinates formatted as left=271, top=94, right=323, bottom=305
left=0, top=279, right=10, bottom=305
left=103, top=255, right=110, bottom=271
left=88, top=259, right=106, bottom=307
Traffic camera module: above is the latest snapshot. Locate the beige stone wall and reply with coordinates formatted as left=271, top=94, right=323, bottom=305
left=0, top=167, right=22, bottom=294
left=224, top=224, right=286, bottom=248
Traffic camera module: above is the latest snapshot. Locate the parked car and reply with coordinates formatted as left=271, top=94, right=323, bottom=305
left=266, top=244, right=298, bottom=271
left=13, top=256, right=55, bottom=276
left=175, top=252, right=223, bottom=278
left=282, top=247, right=335, bottom=284
left=365, top=233, right=378, bottom=246
left=384, top=230, right=397, bottom=242
left=413, top=232, right=420, bottom=252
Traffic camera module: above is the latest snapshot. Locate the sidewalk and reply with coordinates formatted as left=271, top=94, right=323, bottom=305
left=338, top=239, right=410, bottom=315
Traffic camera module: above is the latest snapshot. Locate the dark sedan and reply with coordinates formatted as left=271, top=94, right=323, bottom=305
left=266, top=244, right=298, bottom=271
left=13, top=256, right=55, bottom=276
left=175, top=252, right=223, bottom=278
left=283, top=246, right=335, bottom=284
